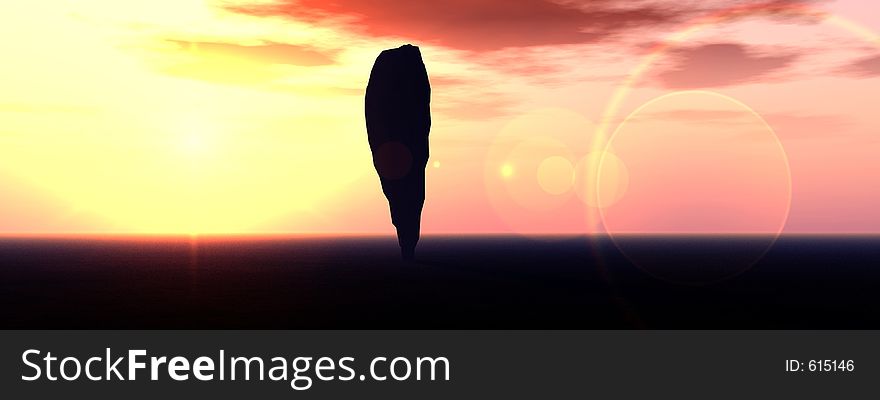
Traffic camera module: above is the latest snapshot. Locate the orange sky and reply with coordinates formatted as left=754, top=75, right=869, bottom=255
left=1, top=0, right=879, bottom=235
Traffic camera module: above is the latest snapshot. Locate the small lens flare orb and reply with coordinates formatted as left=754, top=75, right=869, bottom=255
left=537, top=156, right=574, bottom=195
left=485, top=107, right=593, bottom=236
left=500, top=163, right=515, bottom=179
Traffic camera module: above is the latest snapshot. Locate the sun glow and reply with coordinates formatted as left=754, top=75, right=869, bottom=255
left=172, top=115, right=220, bottom=157
left=0, top=1, right=371, bottom=234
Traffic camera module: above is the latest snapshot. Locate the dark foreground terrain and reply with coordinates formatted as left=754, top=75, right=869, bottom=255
left=1, top=234, right=879, bottom=329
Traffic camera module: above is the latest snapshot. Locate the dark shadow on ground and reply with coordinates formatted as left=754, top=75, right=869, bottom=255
left=1, top=235, right=879, bottom=329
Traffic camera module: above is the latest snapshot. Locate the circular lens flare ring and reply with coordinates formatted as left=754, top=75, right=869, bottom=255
left=597, top=90, right=792, bottom=284
left=584, top=3, right=880, bottom=231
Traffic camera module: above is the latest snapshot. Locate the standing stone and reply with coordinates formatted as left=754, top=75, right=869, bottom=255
left=365, top=44, right=431, bottom=260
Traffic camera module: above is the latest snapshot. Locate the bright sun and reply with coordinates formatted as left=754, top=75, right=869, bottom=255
left=179, top=133, right=208, bottom=155
left=173, top=117, right=216, bottom=157
left=0, top=1, right=376, bottom=234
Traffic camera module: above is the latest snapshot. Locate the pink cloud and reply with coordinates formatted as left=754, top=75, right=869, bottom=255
left=653, top=43, right=798, bottom=88
left=227, top=1, right=823, bottom=52
left=227, top=0, right=680, bottom=51
left=837, top=54, right=880, bottom=77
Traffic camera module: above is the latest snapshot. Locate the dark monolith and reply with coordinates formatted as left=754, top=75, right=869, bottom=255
left=365, top=44, right=431, bottom=261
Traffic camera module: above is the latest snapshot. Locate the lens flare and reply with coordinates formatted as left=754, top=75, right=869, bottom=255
left=599, top=90, right=791, bottom=284
left=485, top=108, right=592, bottom=236
left=537, top=156, right=574, bottom=195
left=574, top=152, right=628, bottom=209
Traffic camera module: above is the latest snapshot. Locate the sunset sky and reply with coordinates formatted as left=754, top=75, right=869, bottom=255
left=1, top=0, right=878, bottom=235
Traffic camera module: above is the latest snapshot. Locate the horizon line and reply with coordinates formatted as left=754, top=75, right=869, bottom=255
left=0, top=232, right=879, bottom=239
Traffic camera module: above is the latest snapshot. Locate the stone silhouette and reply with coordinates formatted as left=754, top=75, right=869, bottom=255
left=365, top=44, right=431, bottom=260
